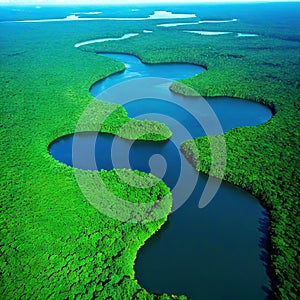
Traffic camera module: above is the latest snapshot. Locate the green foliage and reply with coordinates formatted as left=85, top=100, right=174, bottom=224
left=98, top=104, right=172, bottom=141
left=0, top=21, right=174, bottom=299
left=103, top=115, right=172, bottom=141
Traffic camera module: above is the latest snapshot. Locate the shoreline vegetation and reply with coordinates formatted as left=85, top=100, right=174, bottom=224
left=97, top=104, right=173, bottom=141
left=1, top=4, right=299, bottom=300
left=83, top=63, right=173, bottom=142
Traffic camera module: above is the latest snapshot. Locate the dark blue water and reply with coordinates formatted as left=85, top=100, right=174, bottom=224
left=49, top=53, right=272, bottom=299
left=90, top=53, right=204, bottom=96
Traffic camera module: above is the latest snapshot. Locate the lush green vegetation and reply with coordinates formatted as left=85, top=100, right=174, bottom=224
left=101, top=106, right=172, bottom=141
left=0, top=20, right=179, bottom=299
left=1, top=4, right=299, bottom=300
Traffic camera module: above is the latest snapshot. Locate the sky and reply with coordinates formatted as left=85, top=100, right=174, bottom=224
left=0, top=0, right=299, bottom=4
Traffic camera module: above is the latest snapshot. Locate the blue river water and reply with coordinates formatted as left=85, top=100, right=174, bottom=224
left=49, top=53, right=272, bottom=299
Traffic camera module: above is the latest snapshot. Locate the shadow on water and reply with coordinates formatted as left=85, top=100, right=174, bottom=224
left=259, top=211, right=274, bottom=300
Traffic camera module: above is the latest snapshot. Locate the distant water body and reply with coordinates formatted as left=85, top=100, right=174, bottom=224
left=1, top=10, right=196, bottom=23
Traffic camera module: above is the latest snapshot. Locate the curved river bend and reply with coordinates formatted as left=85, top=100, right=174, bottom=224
left=49, top=53, right=272, bottom=299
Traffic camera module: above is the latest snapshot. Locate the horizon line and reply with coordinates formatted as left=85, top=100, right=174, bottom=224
left=1, top=0, right=300, bottom=5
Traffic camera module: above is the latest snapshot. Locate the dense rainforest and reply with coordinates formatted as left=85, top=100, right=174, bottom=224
left=1, top=3, right=299, bottom=300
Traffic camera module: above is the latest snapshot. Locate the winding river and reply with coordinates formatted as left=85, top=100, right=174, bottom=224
left=49, top=53, right=272, bottom=299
